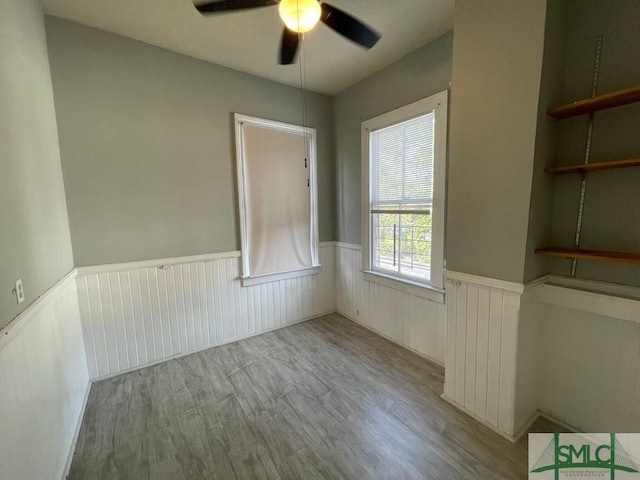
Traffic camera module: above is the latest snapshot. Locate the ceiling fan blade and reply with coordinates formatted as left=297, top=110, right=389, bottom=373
left=194, top=0, right=276, bottom=14
left=320, top=3, right=381, bottom=49
left=279, top=28, right=300, bottom=65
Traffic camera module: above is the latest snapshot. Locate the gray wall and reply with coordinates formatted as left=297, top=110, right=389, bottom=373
left=334, top=31, right=453, bottom=245
left=45, top=17, right=335, bottom=267
left=548, top=0, right=640, bottom=286
left=523, top=0, right=568, bottom=282
left=0, top=0, right=74, bottom=329
left=446, top=0, right=548, bottom=283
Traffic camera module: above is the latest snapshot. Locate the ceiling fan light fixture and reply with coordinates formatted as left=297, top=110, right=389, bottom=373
left=278, top=0, right=321, bottom=33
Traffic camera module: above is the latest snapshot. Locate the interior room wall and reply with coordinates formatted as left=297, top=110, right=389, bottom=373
left=514, top=288, right=543, bottom=435
left=536, top=300, right=640, bottom=432
left=333, top=31, right=453, bottom=246
left=0, top=2, right=89, bottom=479
left=446, top=0, right=547, bottom=284
left=548, top=0, right=640, bottom=287
left=0, top=274, right=89, bottom=480
left=336, top=245, right=446, bottom=366
left=518, top=0, right=640, bottom=435
left=76, top=247, right=336, bottom=380
left=516, top=0, right=568, bottom=430
left=45, top=17, right=335, bottom=267
left=0, top=0, right=74, bottom=330
left=522, top=0, right=568, bottom=283
left=441, top=0, right=554, bottom=439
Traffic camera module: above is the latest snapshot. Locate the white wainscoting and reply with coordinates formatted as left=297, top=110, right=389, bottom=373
left=335, top=243, right=446, bottom=365
left=0, top=271, right=90, bottom=480
left=526, top=278, right=640, bottom=433
left=442, top=270, right=524, bottom=440
left=76, top=244, right=336, bottom=380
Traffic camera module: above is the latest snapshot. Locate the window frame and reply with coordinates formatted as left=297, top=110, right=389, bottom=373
left=361, top=90, right=448, bottom=291
left=234, top=113, right=320, bottom=287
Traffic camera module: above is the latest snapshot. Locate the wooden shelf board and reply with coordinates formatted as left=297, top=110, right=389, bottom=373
left=546, top=158, right=640, bottom=174
left=536, top=247, right=640, bottom=265
left=547, top=84, right=640, bottom=119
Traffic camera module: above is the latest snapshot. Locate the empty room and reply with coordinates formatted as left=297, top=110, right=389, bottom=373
left=1, top=0, right=639, bottom=479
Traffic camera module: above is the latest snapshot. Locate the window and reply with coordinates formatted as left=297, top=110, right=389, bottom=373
left=362, top=91, right=447, bottom=290
left=235, top=114, right=319, bottom=286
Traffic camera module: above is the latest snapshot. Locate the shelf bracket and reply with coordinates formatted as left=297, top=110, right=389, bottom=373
left=571, top=34, right=603, bottom=277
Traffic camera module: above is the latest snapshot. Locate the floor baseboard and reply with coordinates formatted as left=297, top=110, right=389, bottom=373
left=513, top=410, right=542, bottom=441
left=536, top=411, right=580, bottom=433
left=440, top=394, right=520, bottom=443
left=62, top=381, right=92, bottom=480
left=90, top=310, right=336, bottom=383
left=337, top=310, right=444, bottom=368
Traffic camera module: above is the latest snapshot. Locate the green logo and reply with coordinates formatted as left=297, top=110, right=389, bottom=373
left=530, top=433, right=639, bottom=479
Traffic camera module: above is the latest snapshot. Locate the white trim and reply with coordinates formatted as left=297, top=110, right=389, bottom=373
left=235, top=114, right=251, bottom=279
left=524, top=273, right=640, bottom=324
left=309, top=128, right=320, bottom=267
left=360, top=115, right=371, bottom=270
left=241, top=265, right=322, bottom=287
left=234, top=113, right=319, bottom=280
left=443, top=269, right=525, bottom=294
left=362, top=270, right=445, bottom=303
left=526, top=273, right=640, bottom=299
left=429, top=91, right=448, bottom=290
left=361, top=90, right=448, bottom=290
left=440, top=394, right=519, bottom=443
left=78, top=244, right=334, bottom=277
left=76, top=251, right=241, bottom=276
left=510, top=409, right=582, bottom=443
left=62, top=381, right=92, bottom=480
left=523, top=274, right=552, bottom=293
left=0, top=268, right=78, bottom=351
left=334, top=241, right=362, bottom=251
left=535, top=283, right=640, bottom=325
left=513, top=410, right=543, bottom=442
left=537, top=411, right=580, bottom=433
left=544, top=274, right=640, bottom=300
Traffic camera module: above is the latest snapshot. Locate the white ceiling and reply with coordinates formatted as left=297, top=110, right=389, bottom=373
left=39, top=0, right=454, bottom=95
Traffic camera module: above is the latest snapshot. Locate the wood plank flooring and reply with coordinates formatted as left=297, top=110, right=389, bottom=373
left=68, top=313, right=554, bottom=480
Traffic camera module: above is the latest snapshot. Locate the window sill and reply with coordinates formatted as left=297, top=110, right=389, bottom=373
left=362, top=270, right=445, bottom=303
left=241, top=265, right=321, bottom=287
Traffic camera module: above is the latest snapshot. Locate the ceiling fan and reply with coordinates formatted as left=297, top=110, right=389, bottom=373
left=194, top=0, right=381, bottom=65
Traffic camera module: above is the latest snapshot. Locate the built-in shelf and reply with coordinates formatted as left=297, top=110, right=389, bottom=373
left=536, top=247, right=640, bottom=265
left=546, top=158, right=640, bottom=174
left=547, top=84, right=640, bottom=119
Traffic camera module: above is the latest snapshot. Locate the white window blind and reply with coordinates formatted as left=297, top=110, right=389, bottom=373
left=370, top=113, right=435, bottom=213
left=370, top=112, right=435, bottom=281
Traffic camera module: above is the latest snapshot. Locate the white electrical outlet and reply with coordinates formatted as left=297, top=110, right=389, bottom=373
left=14, top=279, right=25, bottom=304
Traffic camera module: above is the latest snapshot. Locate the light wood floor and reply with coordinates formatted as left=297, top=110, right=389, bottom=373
left=69, top=313, right=555, bottom=480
